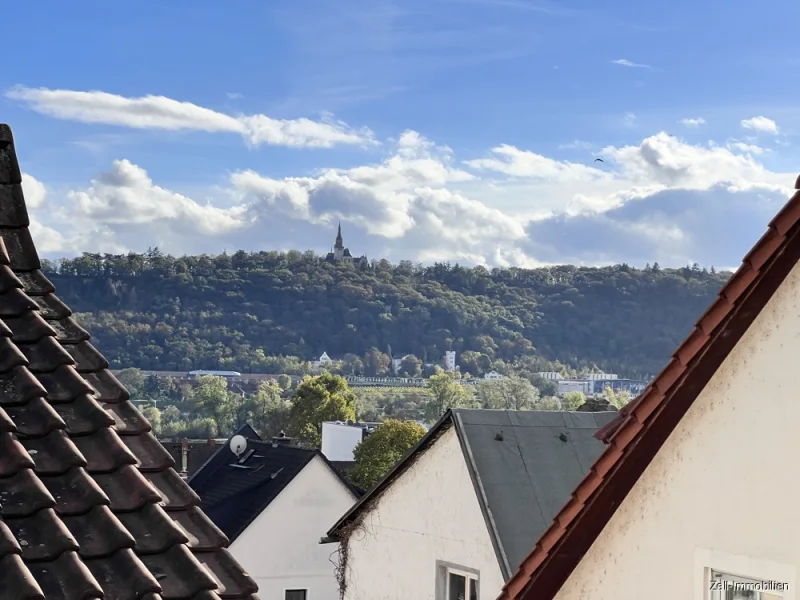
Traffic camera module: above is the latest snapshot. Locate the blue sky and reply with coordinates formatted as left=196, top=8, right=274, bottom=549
left=5, top=0, right=800, bottom=268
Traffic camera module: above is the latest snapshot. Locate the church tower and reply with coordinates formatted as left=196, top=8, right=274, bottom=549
left=334, top=221, right=344, bottom=260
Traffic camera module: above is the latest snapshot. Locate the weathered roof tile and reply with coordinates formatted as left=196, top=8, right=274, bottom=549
left=0, top=124, right=256, bottom=599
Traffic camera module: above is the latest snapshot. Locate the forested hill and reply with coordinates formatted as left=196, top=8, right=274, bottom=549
left=40, top=250, right=731, bottom=378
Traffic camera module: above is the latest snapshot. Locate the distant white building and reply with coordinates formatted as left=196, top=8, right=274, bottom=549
left=444, top=350, right=457, bottom=372
left=557, top=380, right=593, bottom=396
left=484, top=371, right=504, bottom=380
left=312, top=351, right=334, bottom=372
left=536, top=371, right=563, bottom=380
left=391, top=354, right=418, bottom=375
left=584, top=373, right=618, bottom=381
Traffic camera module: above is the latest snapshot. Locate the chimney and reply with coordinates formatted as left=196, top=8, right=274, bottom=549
left=181, top=438, right=189, bottom=476
left=271, top=430, right=294, bottom=447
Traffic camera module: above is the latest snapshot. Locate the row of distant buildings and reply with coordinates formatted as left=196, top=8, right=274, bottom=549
left=536, top=371, right=650, bottom=397
left=313, top=349, right=463, bottom=375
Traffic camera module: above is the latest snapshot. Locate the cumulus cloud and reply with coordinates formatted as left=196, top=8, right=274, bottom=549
left=611, top=59, right=651, bottom=69
left=679, top=117, right=706, bottom=127
left=465, top=145, right=607, bottom=182
left=25, top=128, right=798, bottom=269
left=6, top=86, right=374, bottom=149
left=727, top=141, right=767, bottom=155
left=741, top=116, right=779, bottom=135
left=20, top=173, right=65, bottom=253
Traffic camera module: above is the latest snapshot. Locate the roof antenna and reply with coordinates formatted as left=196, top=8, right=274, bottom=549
left=229, top=435, right=247, bottom=458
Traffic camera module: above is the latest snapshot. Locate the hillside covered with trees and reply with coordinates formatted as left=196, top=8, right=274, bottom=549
left=42, top=249, right=731, bottom=377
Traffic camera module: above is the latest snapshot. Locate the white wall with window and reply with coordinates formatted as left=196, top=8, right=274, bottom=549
left=436, top=562, right=480, bottom=600
left=532, top=262, right=800, bottom=600
left=230, top=455, right=358, bottom=600
left=341, top=427, right=504, bottom=600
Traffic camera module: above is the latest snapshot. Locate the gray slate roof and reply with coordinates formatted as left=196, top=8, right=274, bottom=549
left=453, top=409, right=617, bottom=575
left=327, top=408, right=616, bottom=580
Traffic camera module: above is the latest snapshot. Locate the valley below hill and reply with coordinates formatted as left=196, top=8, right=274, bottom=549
left=42, top=250, right=731, bottom=378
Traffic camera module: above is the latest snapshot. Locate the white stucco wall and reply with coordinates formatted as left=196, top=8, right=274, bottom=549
left=230, top=455, right=358, bottom=600
left=343, top=426, right=505, bottom=600
left=551, top=260, right=800, bottom=600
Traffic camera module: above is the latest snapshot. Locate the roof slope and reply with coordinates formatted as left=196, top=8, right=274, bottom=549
left=0, top=125, right=258, bottom=600
left=499, top=176, right=800, bottom=600
left=190, top=437, right=360, bottom=542
left=455, top=409, right=617, bottom=576
left=327, top=408, right=615, bottom=580
left=186, top=424, right=262, bottom=485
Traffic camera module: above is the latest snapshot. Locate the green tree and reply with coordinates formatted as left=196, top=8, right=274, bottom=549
left=141, top=406, right=162, bottom=436
left=602, top=387, right=633, bottom=409
left=424, top=373, right=468, bottom=423
left=535, top=395, right=562, bottom=410
left=277, top=374, right=292, bottom=390
left=562, top=391, right=586, bottom=411
left=399, top=355, right=422, bottom=377
left=116, top=368, right=146, bottom=397
left=190, top=375, right=234, bottom=436
left=247, top=380, right=291, bottom=438
left=363, top=347, right=391, bottom=377
left=349, top=419, right=427, bottom=490
left=476, top=376, right=540, bottom=410
left=288, top=373, right=356, bottom=446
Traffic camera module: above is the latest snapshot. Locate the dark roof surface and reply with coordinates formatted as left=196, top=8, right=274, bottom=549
left=175, top=424, right=261, bottom=480
left=190, top=436, right=360, bottom=543
left=498, top=177, right=800, bottom=600
left=0, top=125, right=258, bottom=600
left=454, top=409, right=617, bottom=575
left=327, top=408, right=614, bottom=580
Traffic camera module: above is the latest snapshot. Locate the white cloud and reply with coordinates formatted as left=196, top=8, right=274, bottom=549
left=464, top=145, right=607, bottom=183
left=611, top=59, right=651, bottom=69
left=20, top=173, right=65, bottom=253
left=21, top=173, right=46, bottom=209
left=679, top=117, right=706, bottom=127
left=6, top=86, right=375, bottom=149
left=727, top=141, right=767, bottom=155
left=25, top=128, right=797, bottom=270
left=623, top=112, right=637, bottom=126
left=68, top=159, right=246, bottom=235
left=741, top=116, right=779, bottom=135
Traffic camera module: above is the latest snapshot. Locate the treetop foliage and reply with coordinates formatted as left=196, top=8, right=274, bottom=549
left=45, top=249, right=730, bottom=377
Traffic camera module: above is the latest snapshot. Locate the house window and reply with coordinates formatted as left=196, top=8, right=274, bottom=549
left=709, top=570, right=787, bottom=600
left=437, top=564, right=479, bottom=600
left=285, top=590, right=307, bottom=600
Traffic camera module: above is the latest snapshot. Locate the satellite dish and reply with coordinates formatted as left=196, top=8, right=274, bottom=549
left=229, top=435, right=248, bottom=457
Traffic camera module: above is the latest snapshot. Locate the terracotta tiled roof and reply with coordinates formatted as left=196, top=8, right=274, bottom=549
left=498, top=176, right=800, bottom=600
left=0, top=124, right=259, bottom=599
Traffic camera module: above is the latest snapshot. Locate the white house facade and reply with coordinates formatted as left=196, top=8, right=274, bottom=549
left=500, top=179, right=800, bottom=600
left=336, top=426, right=505, bottom=600
left=547, top=260, right=800, bottom=600
left=232, top=454, right=359, bottom=600
left=325, top=409, right=615, bottom=600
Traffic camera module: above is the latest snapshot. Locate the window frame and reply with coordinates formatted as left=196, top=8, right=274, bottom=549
left=284, top=589, right=308, bottom=600
left=435, top=560, right=480, bottom=600
left=694, top=547, right=795, bottom=600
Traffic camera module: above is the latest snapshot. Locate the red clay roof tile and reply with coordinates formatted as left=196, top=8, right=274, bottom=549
left=499, top=181, right=800, bottom=600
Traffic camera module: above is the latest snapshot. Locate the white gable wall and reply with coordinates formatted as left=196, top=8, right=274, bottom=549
left=343, top=426, right=505, bottom=600
left=230, top=455, right=358, bottom=600
left=551, top=260, right=800, bottom=600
